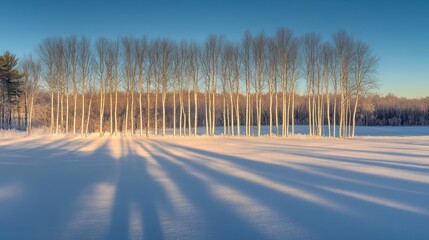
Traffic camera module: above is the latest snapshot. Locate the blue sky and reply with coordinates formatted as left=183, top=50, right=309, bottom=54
left=2, top=0, right=428, bottom=98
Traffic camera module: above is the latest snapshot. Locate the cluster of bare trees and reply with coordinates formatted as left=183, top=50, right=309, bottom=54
left=19, top=56, right=41, bottom=134
left=16, top=29, right=379, bottom=137
left=302, top=32, right=378, bottom=137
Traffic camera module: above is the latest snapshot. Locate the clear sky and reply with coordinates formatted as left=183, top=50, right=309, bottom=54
left=2, top=0, right=428, bottom=98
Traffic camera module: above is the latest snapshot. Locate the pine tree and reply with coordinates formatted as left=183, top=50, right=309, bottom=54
left=0, top=52, right=24, bottom=129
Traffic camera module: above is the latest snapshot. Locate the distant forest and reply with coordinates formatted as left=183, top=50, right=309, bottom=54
left=1, top=29, right=428, bottom=137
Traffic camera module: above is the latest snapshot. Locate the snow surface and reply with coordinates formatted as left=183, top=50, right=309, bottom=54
left=155, top=125, right=429, bottom=137
left=0, top=130, right=429, bottom=239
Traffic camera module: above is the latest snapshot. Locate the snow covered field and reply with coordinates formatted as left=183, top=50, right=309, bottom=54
left=1, top=129, right=429, bottom=239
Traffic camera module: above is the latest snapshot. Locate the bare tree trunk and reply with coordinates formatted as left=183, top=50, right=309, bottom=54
left=51, top=92, right=54, bottom=134
left=60, top=84, right=64, bottom=133
left=154, top=90, right=158, bottom=136
left=206, top=86, right=210, bottom=135
left=223, top=94, right=226, bottom=135
left=282, top=85, right=286, bottom=137
left=286, top=91, right=291, bottom=136
left=28, top=96, right=34, bottom=135
left=255, top=93, right=259, bottom=136
left=131, top=89, right=134, bottom=136
left=114, top=82, right=118, bottom=135
left=125, top=93, right=129, bottom=135
left=81, top=91, right=85, bottom=136
left=56, top=91, right=60, bottom=134
left=352, top=96, right=359, bottom=137
left=73, top=92, right=77, bottom=135
left=269, top=93, right=273, bottom=136
left=179, top=88, right=183, bottom=136
left=230, top=92, right=234, bottom=136
left=291, top=89, right=295, bottom=136
left=188, top=84, right=191, bottom=136
left=86, top=95, right=92, bottom=136
left=258, top=92, right=262, bottom=136
left=212, top=86, right=216, bottom=136
left=99, top=80, right=104, bottom=137
left=162, top=92, right=166, bottom=136
left=340, top=91, right=344, bottom=137
left=246, top=88, right=249, bottom=136
left=110, top=86, right=113, bottom=136
left=274, top=90, right=278, bottom=136
left=182, top=108, right=187, bottom=135
left=194, top=81, right=198, bottom=136
left=66, top=92, right=69, bottom=134
left=146, top=77, right=151, bottom=137
left=173, top=91, right=176, bottom=136
left=235, top=93, right=240, bottom=136
left=139, top=86, right=143, bottom=137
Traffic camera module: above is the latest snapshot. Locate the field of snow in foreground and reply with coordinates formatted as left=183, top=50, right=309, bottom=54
left=0, top=135, right=428, bottom=239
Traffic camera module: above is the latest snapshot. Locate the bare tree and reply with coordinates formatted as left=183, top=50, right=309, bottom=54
left=79, top=36, right=92, bottom=136
left=352, top=41, right=378, bottom=137
left=146, top=40, right=158, bottom=137
left=331, top=45, right=339, bottom=137
left=252, top=33, right=267, bottom=136
left=202, top=35, right=222, bottom=136
left=322, top=43, right=334, bottom=136
left=20, top=58, right=30, bottom=132
left=103, top=39, right=117, bottom=136
left=67, top=36, right=78, bottom=135
left=53, top=38, right=65, bottom=134
left=107, top=40, right=120, bottom=136
left=267, top=38, right=278, bottom=136
left=21, top=56, right=41, bottom=135
left=38, top=38, right=56, bottom=133
left=276, top=28, right=293, bottom=137
left=122, top=37, right=138, bottom=136
left=232, top=44, right=241, bottom=136
left=28, top=58, right=41, bottom=135
left=302, top=33, right=321, bottom=136
left=136, top=36, right=147, bottom=136
left=190, top=42, right=200, bottom=136
left=242, top=31, right=252, bottom=136
left=96, top=38, right=107, bottom=137
left=85, top=60, right=96, bottom=136
left=220, top=42, right=232, bottom=135
left=333, top=31, right=354, bottom=138
left=173, top=42, right=185, bottom=136
left=221, top=42, right=241, bottom=136
left=159, top=39, right=173, bottom=136
left=64, top=39, right=71, bottom=135
left=185, top=43, right=193, bottom=136
left=288, top=38, right=300, bottom=136
left=152, top=40, right=160, bottom=136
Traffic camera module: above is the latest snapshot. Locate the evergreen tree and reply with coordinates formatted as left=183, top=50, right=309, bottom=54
left=0, top=51, right=25, bottom=129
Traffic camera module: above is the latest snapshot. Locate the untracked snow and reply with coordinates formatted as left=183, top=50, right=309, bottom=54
left=0, top=132, right=428, bottom=239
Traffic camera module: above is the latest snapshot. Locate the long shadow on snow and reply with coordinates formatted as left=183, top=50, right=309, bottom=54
left=144, top=140, right=364, bottom=240
left=0, top=137, right=117, bottom=240
left=135, top=139, right=269, bottom=240
left=161, top=141, right=429, bottom=194
left=106, top=137, right=167, bottom=240
left=151, top=140, right=429, bottom=240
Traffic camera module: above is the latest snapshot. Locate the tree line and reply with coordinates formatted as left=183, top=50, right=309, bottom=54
left=0, top=28, right=395, bottom=137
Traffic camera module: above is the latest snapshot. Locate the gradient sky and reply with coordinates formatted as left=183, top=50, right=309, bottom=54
left=2, top=0, right=428, bottom=98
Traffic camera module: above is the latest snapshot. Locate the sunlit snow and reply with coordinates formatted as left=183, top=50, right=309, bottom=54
left=1, top=128, right=428, bottom=239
